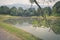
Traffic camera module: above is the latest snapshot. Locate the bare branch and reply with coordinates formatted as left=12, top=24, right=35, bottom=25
left=34, top=0, right=41, bottom=9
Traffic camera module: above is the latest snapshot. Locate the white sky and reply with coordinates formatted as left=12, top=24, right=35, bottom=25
left=0, top=0, right=60, bottom=6
left=0, top=0, right=30, bottom=5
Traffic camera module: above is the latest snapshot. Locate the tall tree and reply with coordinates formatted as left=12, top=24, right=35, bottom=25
left=28, top=8, right=36, bottom=16
left=0, top=6, right=10, bottom=15
left=36, top=8, right=42, bottom=16
left=10, top=7, right=18, bottom=16
left=17, top=7, right=24, bottom=16
left=53, top=1, right=60, bottom=16
left=43, top=7, right=52, bottom=16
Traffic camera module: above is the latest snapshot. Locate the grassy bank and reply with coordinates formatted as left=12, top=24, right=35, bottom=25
left=0, top=15, right=41, bottom=40
left=0, top=22, right=41, bottom=40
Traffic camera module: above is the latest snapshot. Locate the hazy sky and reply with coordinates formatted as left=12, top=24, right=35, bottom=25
left=0, top=0, right=60, bottom=6
left=0, top=0, right=30, bottom=5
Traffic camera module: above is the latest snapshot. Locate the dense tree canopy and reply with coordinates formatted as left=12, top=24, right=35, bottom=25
left=43, top=7, right=52, bottom=16
left=0, top=6, right=10, bottom=15
left=17, top=7, right=24, bottom=16
left=53, top=1, right=60, bottom=13
left=10, top=7, right=18, bottom=16
left=53, top=1, right=60, bottom=16
left=0, top=1, right=60, bottom=17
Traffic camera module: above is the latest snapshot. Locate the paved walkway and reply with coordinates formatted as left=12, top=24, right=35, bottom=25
left=0, top=28, right=21, bottom=40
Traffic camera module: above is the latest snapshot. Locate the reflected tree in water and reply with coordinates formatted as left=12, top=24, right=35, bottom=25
left=32, top=18, right=60, bottom=34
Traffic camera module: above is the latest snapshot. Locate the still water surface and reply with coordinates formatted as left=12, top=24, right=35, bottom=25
left=4, top=17, right=60, bottom=40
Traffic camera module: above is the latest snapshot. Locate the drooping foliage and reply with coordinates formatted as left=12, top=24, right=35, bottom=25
left=53, top=1, right=60, bottom=16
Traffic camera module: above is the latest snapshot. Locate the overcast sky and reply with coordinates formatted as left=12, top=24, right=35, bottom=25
left=0, top=0, right=60, bottom=6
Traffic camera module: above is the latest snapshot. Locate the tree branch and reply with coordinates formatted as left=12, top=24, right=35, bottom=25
left=34, top=0, right=41, bottom=9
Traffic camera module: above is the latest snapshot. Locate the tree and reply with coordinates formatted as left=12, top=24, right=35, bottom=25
left=17, top=7, right=24, bottom=16
left=10, top=7, right=18, bottom=16
left=53, top=1, right=60, bottom=16
left=0, top=6, right=10, bottom=15
left=29, top=0, right=56, bottom=17
left=28, top=8, right=36, bottom=16
left=23, top=8, right=36, bottom=16
left=29, top=0, right=41, bottom=11
left=43, top=7, right=52, bottom=16
left=24, top=9, right=31, bottom=16
left=36, top=8, right=42, bottom=16
left=33, top=0, right=56, bottom=7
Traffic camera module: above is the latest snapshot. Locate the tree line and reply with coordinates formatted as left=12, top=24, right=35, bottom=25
left=0, top=1, right=60, bottom=16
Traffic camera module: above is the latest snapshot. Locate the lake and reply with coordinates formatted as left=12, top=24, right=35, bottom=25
left=4, top=17, right=60, bottom=40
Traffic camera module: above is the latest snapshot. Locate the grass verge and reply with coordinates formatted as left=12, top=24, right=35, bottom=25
left=0, top=22, right=41, bottom=40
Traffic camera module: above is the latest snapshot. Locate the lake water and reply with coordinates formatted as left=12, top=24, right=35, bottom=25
left=4, top=17, right=60, bottom=40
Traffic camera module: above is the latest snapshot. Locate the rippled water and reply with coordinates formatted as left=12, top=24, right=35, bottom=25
left=4, top=17, right=60, bottom=40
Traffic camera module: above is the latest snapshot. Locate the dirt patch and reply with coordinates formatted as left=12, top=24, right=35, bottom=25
left=0, top=28, right=22, bottom=40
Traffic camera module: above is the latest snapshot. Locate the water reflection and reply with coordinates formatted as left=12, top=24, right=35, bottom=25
left=32, top=18, right=60, bottom=34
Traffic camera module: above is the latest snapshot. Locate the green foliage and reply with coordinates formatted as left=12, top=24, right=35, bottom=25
left=0, top=6, right=10, bottom=15
left=53, top=1, right=60, bottom=16
left=43, top=7, right=52, bottom=16
left=17, top=7, right=24, bottom=16
left=0, top=1, right=60, bottom=17
left=51, top=18, right=60, bottom=34
left=23, top=8, right=36, bottom=16
left=36, top=8, right=41, bottom=16
left=10, top=7, right=18, bottom=16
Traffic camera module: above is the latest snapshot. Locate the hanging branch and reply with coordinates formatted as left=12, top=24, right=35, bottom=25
left=34, top=0, right=41, bottom=9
